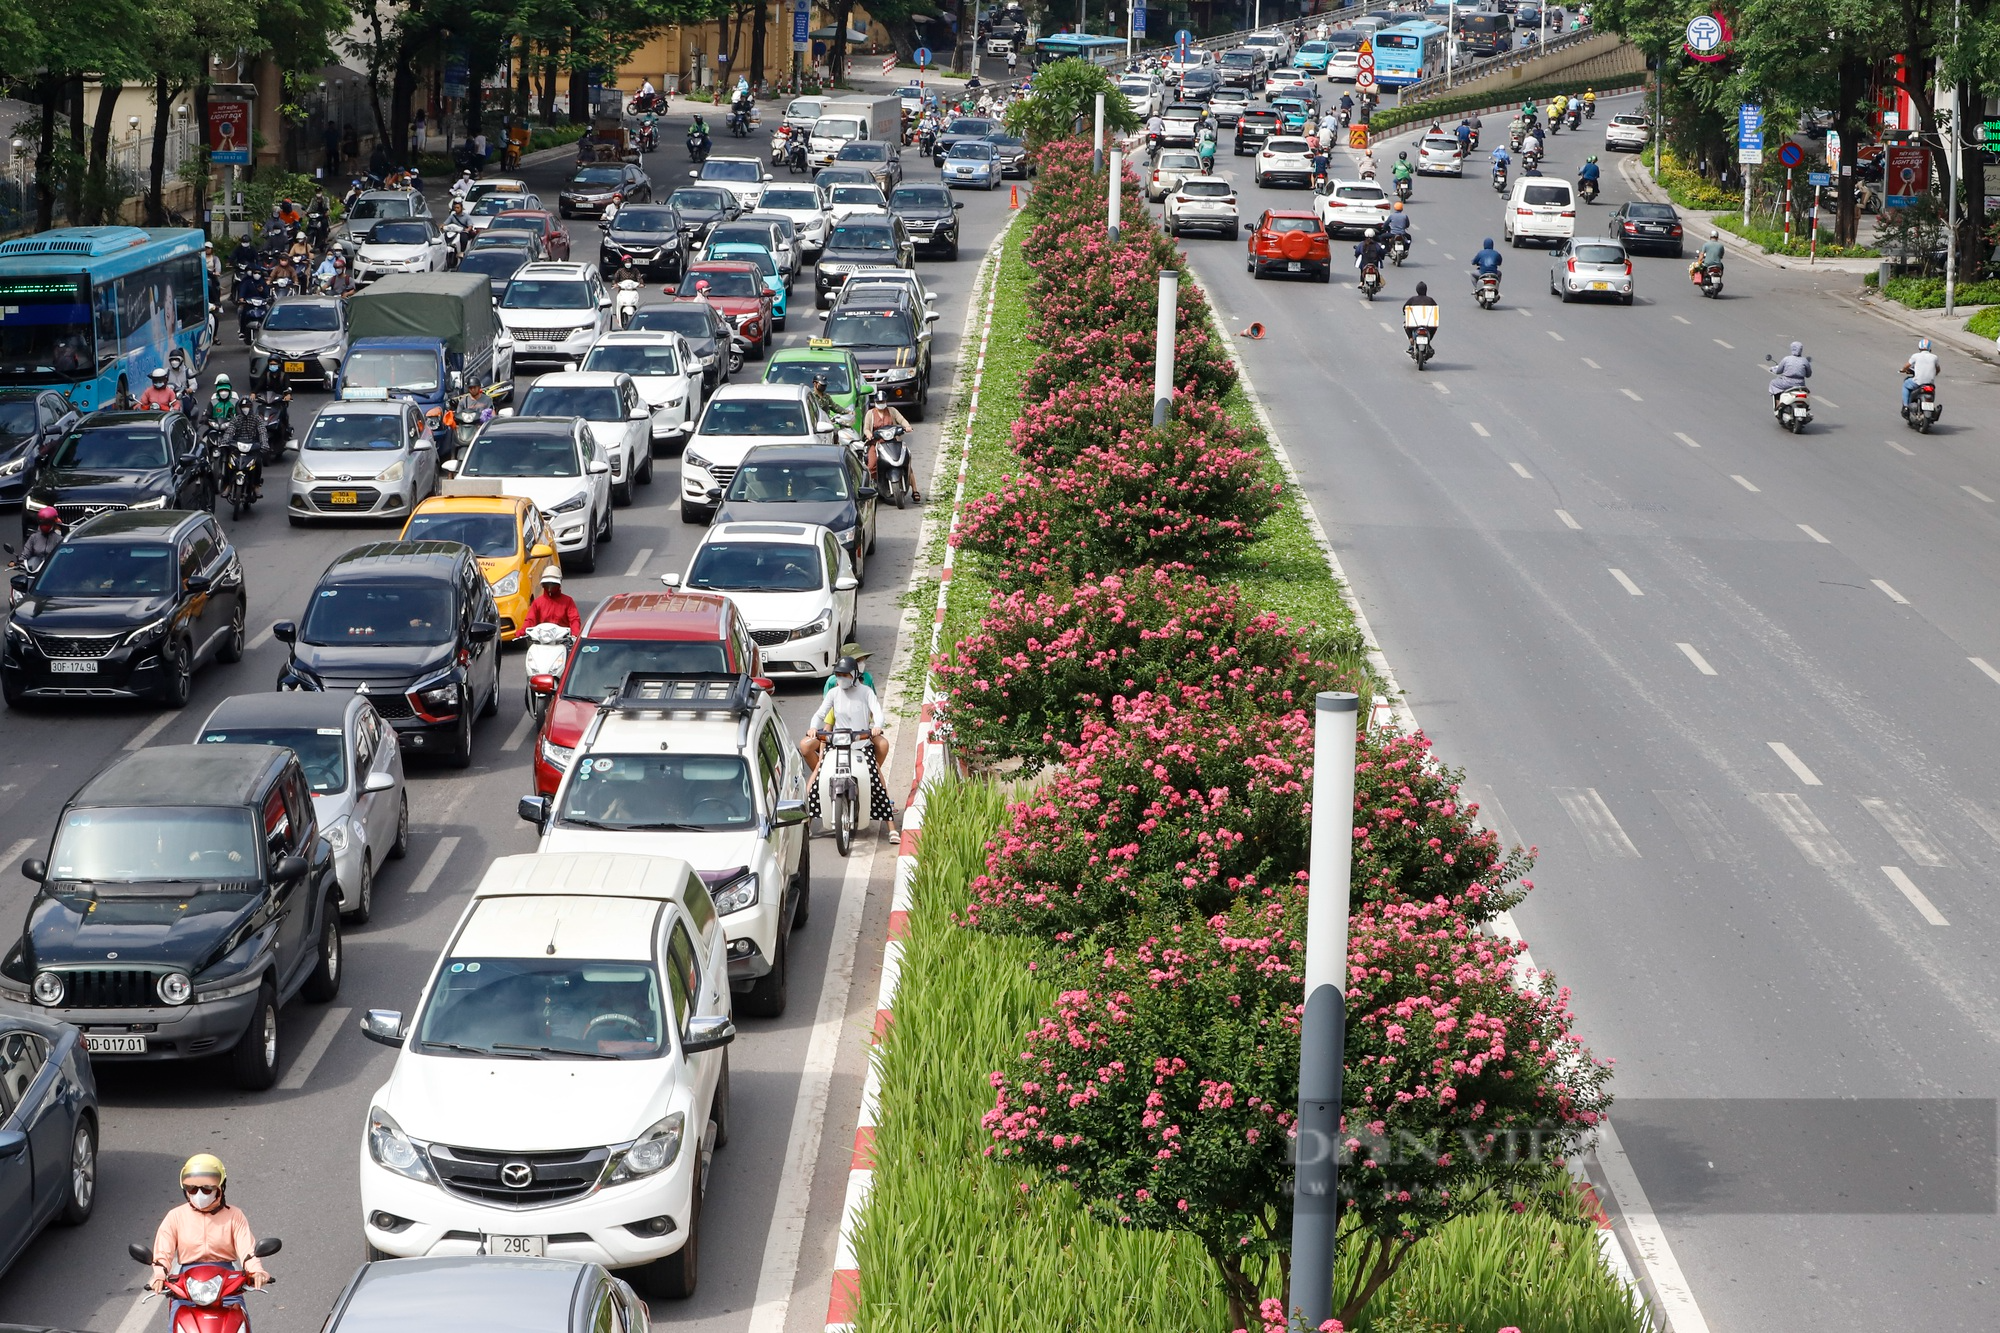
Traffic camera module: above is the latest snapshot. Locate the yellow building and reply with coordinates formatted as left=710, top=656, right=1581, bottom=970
left=616, top=4, right=894, bottom=96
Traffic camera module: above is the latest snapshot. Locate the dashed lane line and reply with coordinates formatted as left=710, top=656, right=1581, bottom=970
left=1767, top=741, right=1823, bottom=786
left=407, top=835, right=461, bottom=895
left=1873, top=579, right=1910, bottom=605
left=1608, top=568, right=1643, bottom=596
left=1510, top=461, right=1533, bottom=478
left=1556, top=509, right=1582, bottom=529
left=1676, top=643, right=1718, bottom=675
left=1731, top=474, right=1761, bottom=492
left=1799, top=524, right=1830, bottom=543
left=1882, top=866, right=1950, bottom=926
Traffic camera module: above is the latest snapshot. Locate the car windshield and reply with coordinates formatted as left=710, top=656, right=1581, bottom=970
left=698, top=399, right=808, bottom=435
left=416, top=957, right=665, bottom=1059
left=584, top=343, right=681, bottom=377
left=1222, top=52, right=1258, bottom=66
left=1423, top=138, right=1459, bottom=151
left=671, top=188, right=732, bottom=212
left=679, top=270, right=762, bottom=297
left=52, top=426, right=169, bottom=469
left=765, top=360, right=852, bottom=393
left=828, top=224, right=893, bottom=251
left=1181, top=180, right=1233, bottom=197
left=263, top=302, right=340, bottom=332
left=305, top=410, right=406, bottom=451
left=1165, top=107, right=1203, bottom=121
left=463, top=429, right=580, bottom=477
left=49, top=806, right=259, bottom=885
left=838, top=143, right=888, bottom=162
left=1266, top=139, right=1310, bottom=154
left=1523, top=184, right=1571, bottom=206
left=349, top=197, right=412, bottom=219
left=370, top=221, right=430, bottom=246
left=402, top=510, right=519, bottom=558
left=1262, top=216, right=1319, bottom=234
left=1338, top=184, right=1386, bottom=201
left=826, top=311, right=909, bottom=347
left=948, top=119, right=994, bottom=134
left=519, top=385, right=623, bottom=420
left=302, top=581, right=455, bottom=646
left=573, top=167, right=625, bottom=186
left=610, top=208, right=676, bottom=234
left=1614, top=115, right=1646, bottom=126
left=710, top=246, right=777, bottom=277
left=560, top=753, right=757, bottom=830
left=948, top=142, right=996, bottom=160
left=628, top=307, right=713, bottom=340
left=1627, top=203, right=1676, bottom=218
left=709, top=226, right=774, bottom=249
left=726, top=459, right=850, bottom=502
left=198, top=727, right=347, bottom=794
left=0, top=400, right=36, bottom=437
left=1573, top=244, right=1626, bottom=265
left=489, top=215, right=544, bottom=233
left=457, top=251, right=528, bottom=281
left=343, top=350, right=439, bottom=393
left=503, top=280, right=592, bottom=310
left=892, top=186, right=951, bottom=209
left=34, top=541, right=173, bottom=596
left=762, top=187, right=821, bottom=210
left=686, top=540, right=822, bottom=592
left=563, top=639, right=730, bottom=700
left=831, top=186, right=887, bottom=206
left=703, top=160, right=762, bottom=182
left=472, top=194, right=531, bottom=216
left=471, top=232, right=536, bottom=253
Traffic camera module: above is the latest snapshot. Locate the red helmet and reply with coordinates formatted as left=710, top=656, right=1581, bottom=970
left=35, top=506, right=57, bottom=528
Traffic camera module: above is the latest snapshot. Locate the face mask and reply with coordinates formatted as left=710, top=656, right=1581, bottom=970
left=836, top=676, right=857, bottom=691
left=186, top=1188, right=218, bottom=1210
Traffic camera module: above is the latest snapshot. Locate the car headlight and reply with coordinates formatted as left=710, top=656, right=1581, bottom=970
left=663, top=396, right=684, bottom=409
left=830, top=524, right=858, bottom=548
left=415, top=681, right=459, bottom=709
left=127, top=495, right=168, bottom=510
left=31, top=971, right=63, bottom=1006
left=124, top=616, right=171, bottom=647
left=685, top=450, right=711, bottom=471
left=157, top=971, right=192, bottom=1006
left=880, top=367, right=917, bottom=382
left=539, top=736, right=575, bottom=772
left=788, top=609, right=832, bottom=641
left=608, top=453, right=623, bottom=476
left=376, top=460, right=406, bottom=483
left=491, top=569, right=521, bottom=597
left=323, top=818, right=351, bottom=852
left=5, top=622, right=30, bottom=644
left=608, top=1111, right=685, bottom=1184
left=711, top=870, right=759, bottom=915
left=551, top=491, right=590, bottom=514
left=0, top=455, right=23, bottom=477
left=293, top=460, right=317, bottom=483
left=367, top=1105, right=435, bottom=1183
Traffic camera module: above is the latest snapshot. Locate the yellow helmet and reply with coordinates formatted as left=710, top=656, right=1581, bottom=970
left=180, top=1153, right=226, bottom=1186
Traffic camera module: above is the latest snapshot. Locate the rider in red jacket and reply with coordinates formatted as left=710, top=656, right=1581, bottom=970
left=523, top=568, right=581, bottom=635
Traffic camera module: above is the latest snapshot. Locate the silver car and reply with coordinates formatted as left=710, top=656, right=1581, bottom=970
left=253, top=295, right=349, bottom=389
left=287, top=398, right=442, bottom=524
left=196, top=691, right=408, bottom=922
left=1550, top=237, right=1635, bottom=304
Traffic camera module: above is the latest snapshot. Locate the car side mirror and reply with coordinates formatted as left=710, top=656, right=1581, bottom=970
left=184, top=574, right=211, bottom=594
left=630, top=405, right=649, bottom=419
left=953, top=201, right=964, bottom=210
left=518, top=794, right=550, bottom=826
left=20, top=857, right=45, bottom=883
left=441, top=459, right=462, bottom=476
left=275, top=854, right=307, bottom=884
left=253, top=1238, right=283, bottom=1259
left=587, top=459, right=610, bottom=475
left=681, top=1013, right=737, bottom=1054
left=817, top=309, right=829, bottom=320
left=363, top=770, right=397, bottom=794
left=359, top=1009, right=405, bottom=1047
left=834, top=574, right=858, bottom=592
left=469, top=620, right=499, bottom=643
left=705, top=486, right=722, bottom=501
left=498, top=407, right=516, bottom=418
left=772, top=799, right=809, bottom=826
left=530, top=544, right=556, bottom=560
left=660, top=572, right=683, bottom=588
left=688, top=170, right=698, bottom=178
left=924, top=311, right=940, bottom=322
left=858, top=485, right=878, bottom=499
left=450, top=371, right=464, bottom=390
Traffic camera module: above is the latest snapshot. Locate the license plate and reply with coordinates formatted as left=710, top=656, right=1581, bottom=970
left=487, top=1235, right=544, bottom=1257
left=1590, top=281, right=1610, bottom=290
left=330, top=490, right=359, bottom=506
left=1287, top=262, right=1302, bottom=271
left=50, top=659, right=97, bottom=674
left=282, top=360, right=306, bottom=373
left=84, top=1034, right=146, bottom=1053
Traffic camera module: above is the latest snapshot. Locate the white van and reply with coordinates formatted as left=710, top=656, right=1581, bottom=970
left=1503, top=176, right=1576, bottom=246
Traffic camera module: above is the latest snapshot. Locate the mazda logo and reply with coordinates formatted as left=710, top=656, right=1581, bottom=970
left=500, top=1162, right=534, bottom=1189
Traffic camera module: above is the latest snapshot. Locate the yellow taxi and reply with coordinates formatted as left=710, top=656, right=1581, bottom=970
left=399, top=490, right=558, bottom=640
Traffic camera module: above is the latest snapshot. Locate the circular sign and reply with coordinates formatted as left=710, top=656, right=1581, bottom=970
left=1685, top=14, right=1723, bottom=53
left=1357, top=51, right=1375, bottom=71
left=914, top=45, right=931, bottom=64
left=1176, top=28, right=1191, bottom=43
left=1777, top=141, right=1804, bottom=166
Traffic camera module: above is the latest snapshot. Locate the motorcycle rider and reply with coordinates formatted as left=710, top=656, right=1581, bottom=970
left=1490, top=142, right=1511, bottom=175
left=209, top=375, right=262, bottom=497
left=235, top=266, right=269, bottom=343
left=1578, top=153, right=1601, bottom=195
left=1583, top=88, right=1596, bottom=114
left=1455, top=119, right=1472, bottom=153
left=1902, top=337, right=1940, bottom=407
left=1768, top=341, right=1812, bottom=405
left=863, top=389, right=919, bottom=501
left=800, top=657, right=893, bottom=818
left=252, top=359, right=293, bottom=455
left=1402, top=280, right=1440, bottom=346
left=524, top=567, right=582, bottom=635
left=1354, top=227, right=1386, bottom=277
left=14, top=507, right=62, bottom=569
left=1690, top=228, right=1726, bottom=282
left=1391, top=150, right=1414, bottom=192
left=1470, top=236, right=1503, bottom=295
left=148, top=1155, right=272, bottom=1296
left=165, top=349, right=193, bottom=401
left=137, top=367, right=180, bottom=411
left=1385, top=200, right=1412, bottom=242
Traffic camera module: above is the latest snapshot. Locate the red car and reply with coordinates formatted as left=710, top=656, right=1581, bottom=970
left=1246, top=209, right=1331, bottom=282
left=677, top=261, right=777, bottom=355
left=532, top=589, right=763, bottom=797
left=489, top=208, right=571, bottom=260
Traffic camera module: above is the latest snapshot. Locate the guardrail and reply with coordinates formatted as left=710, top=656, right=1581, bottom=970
left=1396, top=24, right=1600, bottom=101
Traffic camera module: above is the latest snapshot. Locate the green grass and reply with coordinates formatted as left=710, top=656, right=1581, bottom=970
left=1966, top=306, right=2000, bottom=339
left=1879, top=274, right=2000, bottom=309
left=1713, top=212, right=1879, bottom=259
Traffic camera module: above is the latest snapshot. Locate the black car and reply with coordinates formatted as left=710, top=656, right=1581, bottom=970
left=1608, top=200, right=1687, bottom=257
left=598, top=203, right=688, bottom=281
left=22, top=411, right=211, bottom=533
left=1178, top=68, right=1221, bottom=103
left=814, top=166, right=876, bottom=193
left=816, top=217, right=915, bottom=308
left=834, top=139, right=903, bottom=192
left=559, top=162, right=652, bottom=219
left=3, top=510, right=245, bottom=708
left=1218, top=47, right=1270, bottom=88
left=629, top=301, right=733, bottom=392
left=983, top=131, right=1032, bottom=180
left=0, top=1012, right=99, bottom=1272
left=889, top=182, right=963, bottom=260
left=1235, top=108, right=1281, bottom=154
left=666, top=186, right=743, bottom=247
left=1, top=743, right=342, bottom=1090
left=274, top=541, right=502, bottom=768
left=933, top=116, right=1000, bottom=165
left=0, top=391, right=80, bottom=508
left=455, top=246, right=536, bottom=302
left=822, top=293, right=936, bottom=419
left=712, top=444, right=878, bottom=575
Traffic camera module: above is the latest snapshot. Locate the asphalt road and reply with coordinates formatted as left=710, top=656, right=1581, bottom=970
left=0, top=113, right=1018, bottom=1333
left=1162, top=91, right=2000, bottom=1330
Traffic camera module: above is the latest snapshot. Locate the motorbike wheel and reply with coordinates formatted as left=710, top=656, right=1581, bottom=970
left=893, top=474, right=908, bottom=509
left=833, top=788, right=856, bottom=858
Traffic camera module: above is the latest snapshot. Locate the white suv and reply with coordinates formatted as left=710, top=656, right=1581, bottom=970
left=1165, top=176, right=1241, bottom=239
left=526, top=673, right=811, bottom=1016
left=1316, top=177, right=1391, bottom=237
left=517, top=371, right=654, bottom=504
left=582, top=332, right=702, bottom=448
left=496, top=262, right=613, bottom=369
left=1605, top=113, right=1651, bottom=152
left=679, top=383, right=835, bottom=524
left=356, top=852, right=734, bottom=1298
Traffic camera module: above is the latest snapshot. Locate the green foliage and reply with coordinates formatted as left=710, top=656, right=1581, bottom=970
left=1645, top=147, right=1735, bottom=210
left=1966, top=306, right=2000, bottom=339
left=240, top=171, right=321, bottom=226
left=1001, top=59, right=1142, bottom=147
left=1713, top=213, right=1878, bottom=258
left=1881, top=275, right=2000, bottom=308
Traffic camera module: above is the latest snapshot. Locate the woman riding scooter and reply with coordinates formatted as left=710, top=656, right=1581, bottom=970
left=148, top=1156, right=273, bottom=1298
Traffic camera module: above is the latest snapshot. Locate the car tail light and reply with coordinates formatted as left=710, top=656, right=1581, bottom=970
left=1670, top=225, right=1683, bottom=236
left=1561, top=210, right=1576, bottom=217
left=1625, top=260, right=1633, bottom=275
left=1566, top=258, right=1575, bottom=273
left=1623, top=221, right=1637, bottom=231
left=1518, top=207, right=1532, bottom=215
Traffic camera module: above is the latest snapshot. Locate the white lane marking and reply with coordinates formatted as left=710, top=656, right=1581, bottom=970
left=1378, top=320, right=1394, bottom=333
left=1674, top=431, right=1701, bottom=448
left=1767, top=741, right=1822, bottom=786
left=1818, top=396, right=1840, bottom=410
left=623, top=546, right=655, bottom=576
left=1595, top=1117, right=1716, bottom=1333
left=248, top=623, right=277, bottom=650
left=1971, top=657, right=2000, bottom=686
left=1676, top=642, right=1718, bottom=675
left=1432, top=382, right=1450, bottom=394
left=1553, top=787, right=1641, bottom=859
left=1858, top=798, right=1957, bottom=868
left=1714, top=338, right=1734, bottom=349
left=1556, top=508, right=1582, bottom=529
left=502, top=709, right=538, bottom=752
left=111, top=1292, right=158, bottom=1333
left=1426, top=236, right=1438, bottom=245
left=1547, top=329, right=1565, bottom=341
left=1873, top=578, right=1910, bottom=604
left=1443, top=253, right=1456, bottom=260
left=1608, top=568, right=1643, bottom=596
left=1652, top=790, right=1742, bottom=862
left=1886, top=438, right=1915, bottom=456
left=1751, top=792, right=1853, bottom=867
left=1882, top=866, right=1950, bottom=926
left=1518, top=308, right=1532, bottom=317
left=1466, top=786, right=1524, bottom=851
left=277, top=1005, right=352, bottom=1090
left=1799, top=524, right=1830, bottom=543
left=123, top=712, right=176, bottom=751
left=1581, top=357, right=1601, bottom=369
left=1471, top=421, right=1491, bottom=436
left=0, top=837, right=31, bottom=873
left=1731, top=474, right=1761, bottom=492
left=1510, top=461, right=1533, bottom=478
left=1621, top=387, right=1643, bottom=401
left=1672, top=314, right=1691, bottom=325
left=407, top=835, right=461, bottom=895
left=1961, top=801, right=2000, bottom=849
left=1964, top=486, right=1995, bottom=503
left=743, top=831, right=880, bottom=1333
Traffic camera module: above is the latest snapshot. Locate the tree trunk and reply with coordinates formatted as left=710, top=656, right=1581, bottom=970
left=146, top=74, right=170, bottom=226
left=86, top=80, right=121, bottom=226
left=539, top=56, right=560, bottom=123
left=954, top=0, right=970, bottom=74
left=568, top=27, right=589, bottom=123
left=390, top=43, right=417, bottom=167
left=831, top=0, right=852, bottom=85
left=1833, top=54, right=1867, bottom=246
left=515, top=36, right=532, bottom=120
left=34, top=75, right=58, bottom=231
left=752, top=0, right=770, bottom=93
left=65, top=74, right=86, bottom=225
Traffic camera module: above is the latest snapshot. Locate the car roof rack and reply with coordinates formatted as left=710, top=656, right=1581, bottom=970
left=579, top=672, right=762, bottom=754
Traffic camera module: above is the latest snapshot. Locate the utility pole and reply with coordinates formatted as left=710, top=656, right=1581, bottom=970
left=1108, top=147, right=1122, bottom=242
left=1945, top=0, right=1962, bottom=314
left=1151, top=270, right=1177, bottom=426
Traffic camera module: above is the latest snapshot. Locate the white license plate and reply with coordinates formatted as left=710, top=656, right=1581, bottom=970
left=50, top=659, right=98, bottom=674
left=84, top=1034, right=146, bottom=1053
left=487, top=1235, right=544, bottom=1257
left=1287, top=261, right=1302, bottom=271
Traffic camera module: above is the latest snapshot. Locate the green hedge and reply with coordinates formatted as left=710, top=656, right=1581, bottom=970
left=1371, top=77, right=1644, bottom=137
left=1883, top=275, right=2000, bottom=308
left=1966, top=306, right=2000, bottom=339
left=1714, top=212, right=1878, bottom=259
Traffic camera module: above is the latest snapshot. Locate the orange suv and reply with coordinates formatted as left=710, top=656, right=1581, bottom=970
left=1246, top=209, right=1332, bottom=283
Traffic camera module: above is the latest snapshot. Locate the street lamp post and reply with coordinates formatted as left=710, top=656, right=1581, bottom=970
left=1108, top=147, right=1122, bottom=242
left=1151, top=269, right=1177, bottom=425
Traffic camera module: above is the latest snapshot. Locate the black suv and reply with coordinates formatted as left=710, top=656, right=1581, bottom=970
left=3, top=509, right=246, bottom=708
left=599, top=203, right=688, bottom=281
left=890, top=182, right=963, bottom=259
left=0, top=744, right=342, bottom=1090
left=933, top=116, right=999, bottom=166
left=823, top=291, right=937, bottom=419
left=712, top=443, right=878, bottom=576
left=274, top=541, right=502, bottom=768
left=0, top=389, right=81, bottom=507
left=629, top=301, right=733, bottom=392
left=22, top=411, right=211, bottom=531
left=816, top=217, right=915, bottom=308
left=1218, top=47, right=1270, bottom=88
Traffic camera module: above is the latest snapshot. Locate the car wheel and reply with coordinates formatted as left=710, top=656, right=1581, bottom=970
left=57, top=1118, right=95, bottom=1226
left=288, top=514, right=306, bottom=528
left=449, top=708, right=474, bottom=769
left=1622, top=291, right=1635, bottom=306
left=343, top=855, right=373, bottom=925
left=638, top=451, right=654, bottom=484
left=156, top=639, right=193, bottom=709
left=791, top=837, right=812, bottom=930
left=740, top=933, right=787, bottom=1017
left=229, top=981, right=279, bottom=1091
left=908, top=381, right=927, bottom=423
left=2, top=672, right=26, bottom=711
left=711, top=1055, right=732, bottom=1149
left=638, top=1175, right=700, bottom=1299
left=945, top=240, right=959, bottom=261
left=1559, top=284, right=1572, bottom=303
left=390, top=790, right=410, bottom=859
left=302, top=900, right=343, bottom=1002
left=575, top=520, right=599, bottom=573
left=217, top=600, right=246, bottom=664
left=600, top=500, right=615, bottom=542
left=614, top=475, right=634, bottom=506
left=480, top=660, right=500, bottom=718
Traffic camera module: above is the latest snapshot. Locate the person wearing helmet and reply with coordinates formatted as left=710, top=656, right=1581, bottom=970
left=1470, top=236, right=1504, bottom=295
left=1354, top=226, right=1386, bottom=275
left=1691, top=227, right=1726, bottom=283
left=148, top=1154, right=272, bottom=1295
left=801, top=655, right=894, bottom=821
left=1903, top=337, right=1941, bottom=408
left=1391, top=149, right=1413, bottom=185
left=524, top=567, right=581, bottom=636
left=1385, top=198, right=1411, bottom=240
left=15, top=506, right=62, bottom=570
left=1579, top=152, right=1601, bottom=193
left=862, top=387, right=918, bottom=502
left=137, top=367, right=179, bottom=411
left=819, top=642, right=875, bottom=695
left=1401, top=280, right=1439, bottom=346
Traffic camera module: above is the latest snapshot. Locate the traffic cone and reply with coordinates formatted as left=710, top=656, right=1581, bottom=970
left=1009, top=184, right=1020, bottom=210
left=1241, top=322, right=1265, bottom=340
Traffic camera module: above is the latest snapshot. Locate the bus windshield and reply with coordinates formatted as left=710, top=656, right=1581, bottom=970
left=0, top=275, right=94, bottom=383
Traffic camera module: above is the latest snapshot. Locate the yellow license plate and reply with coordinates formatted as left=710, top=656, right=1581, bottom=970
left=282, top=360, right=306, bottom=373
left=1590, top=282, right=1610, bottom=290
left=330, top=490, right=359, bottom=506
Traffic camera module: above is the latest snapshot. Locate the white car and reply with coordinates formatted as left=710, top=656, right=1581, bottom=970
left=1418, top=135, right=1465, bottom=176
left=1164, top=176, right=1241, bottom=239
left=1264, top=67, right=1311, bottom=98
left=582, top=331, right=701, bottom=448
left=680, top=382, right=836, bottom=523
left=1241, top=31, right=1294, bottom=66
left=670, top=521, right=857, bottom=679
left=496, top=262, right=614, bottom=369
left=465, top=177, right=531, bottom=205
left=447, top=415, right=614, bottom=572
left=1550, top=237, right=1634, bottom=303
left=1118, top=78, right=1161, bottom=119
left=692, top=157, right=770, bottom=209
left=827, top=182, right=891, bottom=221
left=1209, top=86, right=1252, bottom=125
left=1256, top=136, right=1316, bottom=188
left=354, top=219, right=451, bottom=282
left=756, top=183, right=829, bottom=260
left=1165, top=48, right=1214, bottom=77
left=528, top=673, right=811, bottom=1016
left=1606, top=113, right=1651, bottom=152
left=465, top=192, right=538, bottom=235
left=1316, top=177, right=1392, bottom=236
left=1147, top=149, right=1207, bottom=201
left=517, top=371, right=653, bottom=505
left=1327, top=47, right=1362, bottom=82
left=1504, top=176, right=1578, bottom=246
left=356, top=851, right=734, bottom=1297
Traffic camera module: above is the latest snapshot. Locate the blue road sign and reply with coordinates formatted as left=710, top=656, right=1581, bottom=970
left=1808, top=171, right=1830, bottom=186
left=1134, top=6, right=1146, bottom=35
left=792, top=0, right=809, bottom=49
left=914, top=45, right=932, bottom=65
left=1737, top=103, right=1763, bottom=151
left=1175, top=27, right=1191, bottom=43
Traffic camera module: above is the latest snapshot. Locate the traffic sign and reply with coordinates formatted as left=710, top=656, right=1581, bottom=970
left=792, top=0, right=809, bottom=52
left=1175, top=27, right=1191, bottom=43
left=1133, top=5, right=1145, bottom=35
left=1685, top=14, right=1723, bottom=53
left=1777, top=141, right=1803, bottom=167
left=913, top=45, right=931, bottom=65
left=1356, top=44, right=1375, bottom=92
left=1737, top=102, right=1763, bottom=164
left=1808, top=171, right=1830, bottom=186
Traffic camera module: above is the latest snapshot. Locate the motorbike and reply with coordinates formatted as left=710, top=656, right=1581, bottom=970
left=727, top=103, right=753, bottom=137
left=1566, top=105, right=1583, bottom=129
left=686, top=130, right=712, bottom=162
left=442, top=219, right=466, bottom=264
left=523, top=623, right=574, bottom=718
left=815, top=727, right=878, bottom=856
left=1408, top=326, right=1436, bottom=370
left=127, top=1241, right=282, bottom=1333
left=871, top=423, right=915, bottom=509
left=4, top=540, right=56, bottom=607
left=1475, top=272, right=1501, bottom=310
left=1468, top=125, right=1481, bottom=149
left=784, top=131, right=809, bottom=174
left=627, top=90, right=665, bottom=117
left=614, top=278, right=642, bottom=329
left=636, top=120, right=658, bottom=153
left=237, top=293, right=269, bottom=344
left=1695, top=263, right=1724, bottom=298
left=1509, top=127, right=1525, bottom=152
left=255, top=393, right=291, bottom=463
left=1388, top=233, right=1411, bottom=267
left=1584, top=99, right=1597, bottom=119
left=220, top=436, right=262, bottom=519
left=1491, top=162, right=1508, bottom=192
left=1521, top=148, right=1542, bottom=174
left=1902, top=381, right=1942, bottom=433
left=1578, top=175, right=1599, bottom=203
left=728, top=333, right=752, bottom=375
left=1358, top=262, right=1383, bottom=300
left=1394, top=175, right=1413, bottom=202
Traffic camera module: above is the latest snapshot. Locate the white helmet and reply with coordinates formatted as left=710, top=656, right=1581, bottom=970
left=1364, top=228, right=1377, bottom=239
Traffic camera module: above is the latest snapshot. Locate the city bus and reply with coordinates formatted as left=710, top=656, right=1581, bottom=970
left=1032, top=33, right=1130, bottom=68
left=1371, top=21, right=1449, bottom=88
left=0, top=226, right=213, bottom=413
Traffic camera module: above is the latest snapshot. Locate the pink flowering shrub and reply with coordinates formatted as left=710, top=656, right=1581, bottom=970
left=1012, top=378, right=1243, bottom=469
left=1351, top=732, right=1533, bottom=923
left=934, top=566, right=1360, bottom=769
left=1024, top=319, right=1237, bottom=403
left=1027, top=229, right=1214, bottom=345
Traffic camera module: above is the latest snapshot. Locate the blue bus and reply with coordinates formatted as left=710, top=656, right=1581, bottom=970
left=1033, top=33, right=1130, bottom=67
left=0, top=226, right=212, bottom=413
left=1371, top=21, right=1449, bottom=88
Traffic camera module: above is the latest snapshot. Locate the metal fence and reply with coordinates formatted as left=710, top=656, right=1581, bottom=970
left=1397, top=23, right=1600, bottom=102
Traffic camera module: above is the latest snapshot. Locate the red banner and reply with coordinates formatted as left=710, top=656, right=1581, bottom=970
left=1884, top=143, right=1930, bottom=206
left=207, top=99, right=251, bottom=165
